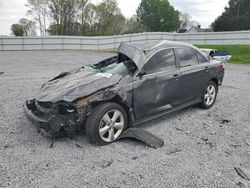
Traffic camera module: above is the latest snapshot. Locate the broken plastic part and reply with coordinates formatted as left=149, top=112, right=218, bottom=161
left=235, top=167, right=250, bottom=180
left=119, top=128, right=164, bottom=148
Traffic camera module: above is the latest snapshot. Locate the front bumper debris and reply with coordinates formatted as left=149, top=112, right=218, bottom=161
left=23, top=99, right=88, bottom=138
left=23, top=100, right=50, bottom=131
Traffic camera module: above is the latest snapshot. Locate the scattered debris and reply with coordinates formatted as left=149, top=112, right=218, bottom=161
left=208, top=132, right=216, bottom=135
left=235, top=167, right=250, bottom=180
left=229, top=144, right=241, bottom=148
left=175, top=127, right=184, bottom=132
left=76, top=143, right=84, bottom=148
left=49, top=140, right=54, bottom=149
left=236, top=182, right=245, bottom=188
left=244, top=140, right=250, bottom=146
left=100, top=159, right=113, bottom=168
left=132, top=156, right=138, bottom=160
left=119, top=128, right=164, bottom=148
left=166, top=148, right=182, bottom=155
left=3, top=144, right=14, bottom=149
left=201, top=137, right=209, bottom=142
left=224, top=150, right=231, bottom=155
left=221, top=119, right=231, bottom=124
left=201, top=137, right=215, bottom=148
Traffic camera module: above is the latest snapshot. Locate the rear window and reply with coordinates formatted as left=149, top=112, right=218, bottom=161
left=196, top=52, right=208, bottom=63
left=176, top=48, right=199, bottom=67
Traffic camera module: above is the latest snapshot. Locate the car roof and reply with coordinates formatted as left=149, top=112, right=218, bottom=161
left=117, top=40, right=209, bottom=72
left=137, top=40, right=208, bottom=57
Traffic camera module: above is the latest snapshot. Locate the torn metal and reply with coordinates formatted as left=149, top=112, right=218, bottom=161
left=117, top=42, right=146, bottom=72
left=119, top=128, right=164, bottom=148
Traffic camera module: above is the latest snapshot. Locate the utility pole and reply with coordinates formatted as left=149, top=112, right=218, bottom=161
left=237, top=0, right=241, bottom=19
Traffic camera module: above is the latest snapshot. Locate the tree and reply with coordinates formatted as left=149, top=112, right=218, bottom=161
left=93, top=0, right=126, bottom=35
left=81, top=0, right=126, bottom=36
left=123, top=15, right=144, bottom=34
left=48, top=0, right=88, bottom=35
left=136, top=0, right=180, bottom=32
left=81, top=3, right=97, bottom=35
left=19, top=18, right=37, bottom=36
left=212, top=0, right=250, bottom=31
left=11, top=18, right=37, bottom=36
left=26, top=0, right=49, bottom=36
left=11, top=24, right=24, bottom=36
left=179, top=12, right=191, bottom=31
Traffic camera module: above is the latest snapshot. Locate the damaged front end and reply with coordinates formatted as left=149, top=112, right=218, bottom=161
left=24, top=99, right=89, bottom=138
left=23, top=42, right=140, bottom=139
left=23, top=87, right=128, bottom=139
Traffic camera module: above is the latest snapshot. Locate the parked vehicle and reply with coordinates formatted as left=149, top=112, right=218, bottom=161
left=200, top=48, right=232, bottom=63
left=24, top=41, right=225, bottom=145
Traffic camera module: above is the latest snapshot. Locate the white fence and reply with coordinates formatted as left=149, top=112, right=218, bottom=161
left=1, top=31, right=250, bottom=51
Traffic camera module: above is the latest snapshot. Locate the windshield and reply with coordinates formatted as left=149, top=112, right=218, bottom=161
left=87, top=59, right=137, bottom=77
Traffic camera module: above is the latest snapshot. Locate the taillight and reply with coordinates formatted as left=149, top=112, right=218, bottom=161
left=220, top=63, right=225, bottom=70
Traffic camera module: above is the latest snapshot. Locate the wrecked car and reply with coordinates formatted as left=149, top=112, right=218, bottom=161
left=200, top=48, right=232, bottom=63
left=23, top=40, right=225, bottom=145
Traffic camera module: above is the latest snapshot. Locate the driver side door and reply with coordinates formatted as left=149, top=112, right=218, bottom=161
left=132, top=48, right=181, bottom=120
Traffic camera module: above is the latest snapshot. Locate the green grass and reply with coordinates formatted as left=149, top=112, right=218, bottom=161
left=196, top=45, right=250, bottom=64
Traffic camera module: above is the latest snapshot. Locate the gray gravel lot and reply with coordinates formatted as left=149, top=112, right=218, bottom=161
left=0, top=50, right=250, bottom=188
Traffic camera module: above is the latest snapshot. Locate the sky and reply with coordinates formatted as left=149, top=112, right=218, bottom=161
left=0, top=0, right=229, bottom=35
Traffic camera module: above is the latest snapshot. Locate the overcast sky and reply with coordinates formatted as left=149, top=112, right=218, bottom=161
left=0, top=0, right=229, bottom=35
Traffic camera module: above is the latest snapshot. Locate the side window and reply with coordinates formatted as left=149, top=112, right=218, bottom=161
left=196, top=52, right=208, bottom=63
left=176, top=48, right=199, bottom=67
left=144, top=49, right=176, bottom=74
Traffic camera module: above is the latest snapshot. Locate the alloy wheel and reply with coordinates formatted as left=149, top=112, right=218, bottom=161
left=204, top=84, right=216, bottom=106
left=99, top=109, right=125, bottom=142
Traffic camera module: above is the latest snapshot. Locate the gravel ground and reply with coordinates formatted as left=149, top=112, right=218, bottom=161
left=0, top=50, right=250, bottom=188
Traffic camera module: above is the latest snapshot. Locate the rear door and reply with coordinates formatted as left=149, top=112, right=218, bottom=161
left=175, top=47, right=209, bottom=103
left=133, top=48, right=181, bottom=120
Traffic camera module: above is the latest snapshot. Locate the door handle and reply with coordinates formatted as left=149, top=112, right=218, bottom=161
left=204, top=66, right=209, bottom=72
left=173, top=74, right=179, bottom=81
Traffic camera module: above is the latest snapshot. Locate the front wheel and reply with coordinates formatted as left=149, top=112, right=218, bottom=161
left=85, top=102, right=128, bottom=145
left=201, top=81, right=218, bottom=109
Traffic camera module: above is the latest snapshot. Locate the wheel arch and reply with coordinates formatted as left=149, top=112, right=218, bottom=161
left=91, top=95, right=134, bottom=127
left=210, top=78, right=218, bottom=87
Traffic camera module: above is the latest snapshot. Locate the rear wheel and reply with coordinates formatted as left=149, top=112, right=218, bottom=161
left=85, top=102, right=127, bottom=145
left=201, top=81, right=218, bottom=109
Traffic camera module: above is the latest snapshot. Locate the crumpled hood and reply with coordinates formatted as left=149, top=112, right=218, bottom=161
left=35, top=68, right=122, bottom=103
left=117, top=42, right=146, bottom=72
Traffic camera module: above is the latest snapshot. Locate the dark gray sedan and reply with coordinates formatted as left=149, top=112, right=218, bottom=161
left=24, top=41, right=225, bottom=145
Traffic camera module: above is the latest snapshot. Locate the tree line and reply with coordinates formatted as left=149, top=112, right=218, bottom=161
left=12, top=0, right=250, bottom=36
left=11, top=0, right=200, bottom=36
left=212, top=0, right=250, bottom=31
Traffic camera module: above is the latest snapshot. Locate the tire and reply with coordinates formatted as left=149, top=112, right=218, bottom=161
left=201, top=81, right=218, bottom=109
left=85, top=102, right=128, bottom=146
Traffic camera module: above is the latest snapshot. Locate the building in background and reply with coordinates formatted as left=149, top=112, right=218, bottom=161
left=186, top=25, right=213, bottom=33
